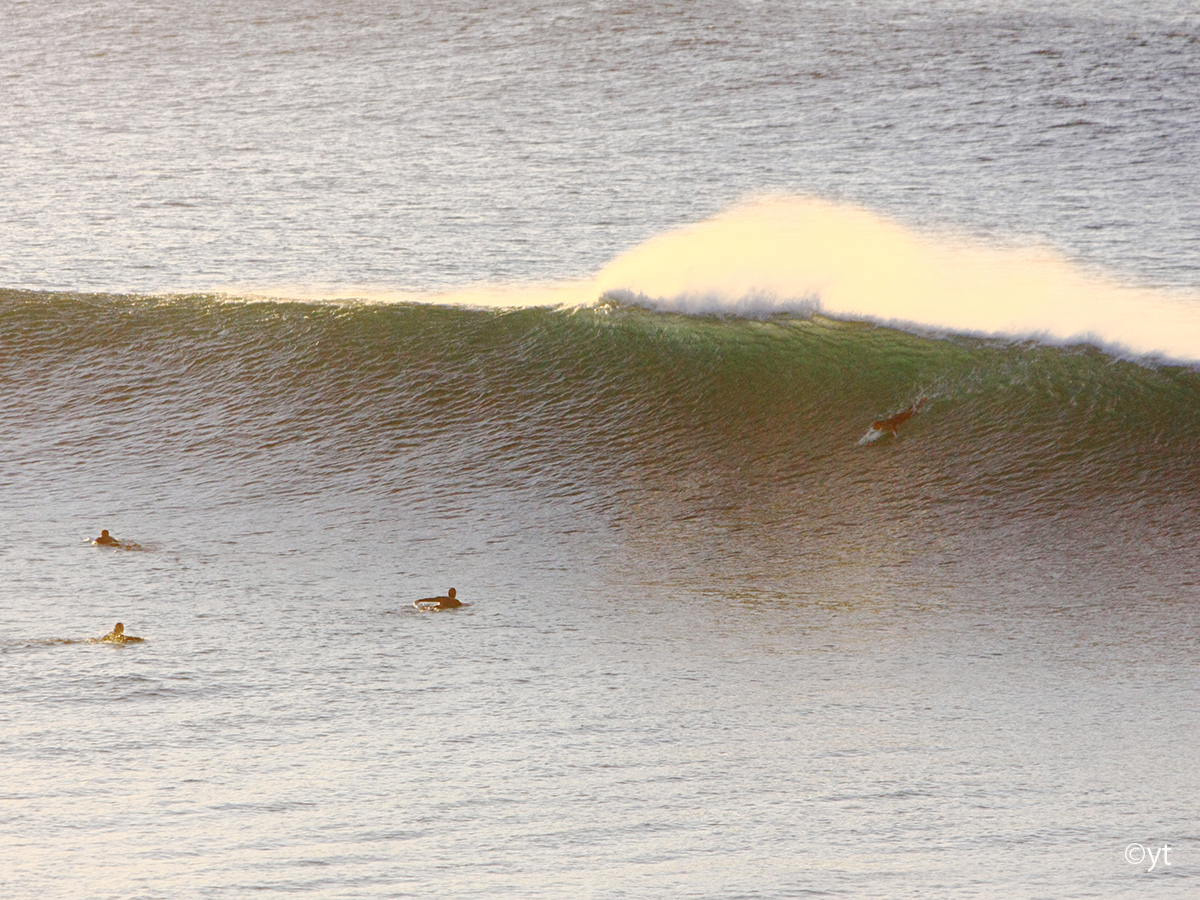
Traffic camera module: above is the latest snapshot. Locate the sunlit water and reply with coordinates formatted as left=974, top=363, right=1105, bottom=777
left=5, top=522, right=1196, bottom=898
left=2, top=1, right=1199, bottom=898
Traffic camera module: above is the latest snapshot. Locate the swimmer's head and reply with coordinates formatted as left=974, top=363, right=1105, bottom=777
left=447, top=588, right=456, bottom=599
left=101, top=530, right=110, bottom=538
left=113, top=623, right=124, bottom=635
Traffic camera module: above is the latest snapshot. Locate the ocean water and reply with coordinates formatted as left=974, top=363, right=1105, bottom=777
left=2, top=2, right=1199, bottom=898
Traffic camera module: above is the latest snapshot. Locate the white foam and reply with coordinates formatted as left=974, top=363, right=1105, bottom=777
left=857, top=427, right=885, bottom=446
left=590, top=196, right=1200, bottom=363
left=232, top=196, right=1200, bottom=364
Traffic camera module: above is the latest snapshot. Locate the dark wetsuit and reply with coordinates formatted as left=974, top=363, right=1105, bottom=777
left=414, top=590, right=462, bottom=609
left=873, top=399, right=925, bottom=435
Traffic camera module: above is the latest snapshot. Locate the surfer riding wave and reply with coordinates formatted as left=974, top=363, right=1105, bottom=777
left=859, top=397, right=926, bottom=444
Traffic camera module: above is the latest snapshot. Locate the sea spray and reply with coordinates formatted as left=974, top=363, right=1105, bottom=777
left=589, top=197, right=1200, bottom=362
left=231, top=197, right=1200, bottom=364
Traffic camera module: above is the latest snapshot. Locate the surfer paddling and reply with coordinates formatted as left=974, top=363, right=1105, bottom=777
left=91, top=529, right=144, bottom=551
left=872, top=398, right=926, bottom=436
left=414, top=588, right=462, bottom=610
left=93, top=529, right=120, bottom=547
left=92, top=622, right=144, bottom=644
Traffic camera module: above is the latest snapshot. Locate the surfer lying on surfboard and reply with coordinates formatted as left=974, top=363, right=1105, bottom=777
left=873, top=397, right=925, bottom=435
left=92, top=529, right=144, bottom=550
left=89, top=622, right=144, bottom=644
left=414, top=588, right=462, bottom=610
left=859, top=397, right=926, bottom=444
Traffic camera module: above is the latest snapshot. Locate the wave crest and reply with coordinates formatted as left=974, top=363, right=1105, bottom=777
left=591, top=196, right=1200, bottom=362
left=226, top=196, right=1200, bottom=363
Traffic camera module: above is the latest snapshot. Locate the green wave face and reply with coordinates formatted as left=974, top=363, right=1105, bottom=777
left=4, top=290, right=1199, bottom=603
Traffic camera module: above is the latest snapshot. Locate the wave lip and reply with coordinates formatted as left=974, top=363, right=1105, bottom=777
left=590, top=196, right=1200, bottom=364
left=227, top=196, right=1200, bottom=364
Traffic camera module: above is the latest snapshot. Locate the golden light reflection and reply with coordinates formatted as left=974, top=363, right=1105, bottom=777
left=237, top=195, right=1200, bottom=361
